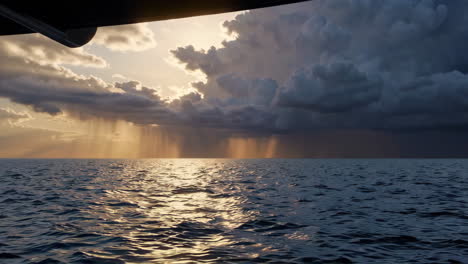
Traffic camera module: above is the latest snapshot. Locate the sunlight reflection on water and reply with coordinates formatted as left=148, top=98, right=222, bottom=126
left=94, top=160, right=256, bottom=262
left=0, top=159, right=467, bottom=263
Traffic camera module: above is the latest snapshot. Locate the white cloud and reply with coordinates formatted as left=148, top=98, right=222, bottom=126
left=1, top=34, right=107, bottom=67
left=0, top=108, right=31, bottom=125
left=92, top=23, right=157, bottom=52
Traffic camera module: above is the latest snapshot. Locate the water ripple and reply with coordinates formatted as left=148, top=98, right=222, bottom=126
left=0, top=159, right=467, bottom=263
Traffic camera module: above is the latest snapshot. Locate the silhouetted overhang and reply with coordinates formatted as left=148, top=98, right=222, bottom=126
left=0, top=0, right=310, bottom=47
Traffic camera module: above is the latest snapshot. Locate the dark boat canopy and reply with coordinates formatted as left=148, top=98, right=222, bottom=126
left=0, top=0, right=309, bottom=47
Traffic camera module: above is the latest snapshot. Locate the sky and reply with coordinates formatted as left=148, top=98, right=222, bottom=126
left=1, top=0, right=468, bottom=158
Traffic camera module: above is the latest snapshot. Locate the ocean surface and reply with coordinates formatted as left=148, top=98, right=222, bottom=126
left=0, top=159, right=467, bottom=264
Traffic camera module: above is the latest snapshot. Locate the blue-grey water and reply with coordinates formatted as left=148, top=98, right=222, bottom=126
left=0, top=159, right=467, bottom=264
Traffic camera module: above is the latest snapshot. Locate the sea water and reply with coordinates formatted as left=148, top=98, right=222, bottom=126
left=0, top=159, right=467, bottom=263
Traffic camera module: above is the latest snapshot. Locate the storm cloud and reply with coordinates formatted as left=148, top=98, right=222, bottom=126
left=2, top=0, right=468, bottom=134
left=173, top=0, right=468, bottom=131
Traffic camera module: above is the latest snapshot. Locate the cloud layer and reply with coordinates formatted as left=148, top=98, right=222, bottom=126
left=173, top=0, right=468, bottom=131
left=1, top=0, right=468, bottom=134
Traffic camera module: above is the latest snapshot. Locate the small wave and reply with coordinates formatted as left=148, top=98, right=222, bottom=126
left=41, top=230, right=74, bottom=237
left=299, top=257, right=353, bottom=263
left=194, top=207, right=218, bottom=213
left=99, top=236, right=129, bottom=244
left=166, top=252, right=221, bottom=262
left=1, top=189, right=18, bottom=195
left=71, top=251, right=125, bottom=264
left=107, top=202, right=139, bottom=207
left=372, top=181, right=390, bottom=186
left=232, top=241, right=257, bottom=246
left=55, top=209, right=81, bottom=215
left=357, top=187, right=376, bottom=193
left=27, top=242, right=93, bottom=253
left=313, top=184, right=340, bottom=191
left=351, top=235, right=420, bottom=244
left=172, top=187, right=215, bottom=195
left=0, top=252, right=21, bottom=259
left=108, top=166, right=125, bottom=170
left=418, top=211, right=468, bottom=219
left=31, top=258, right=65, bottom=264
left=413, top=181, right=433, bottom=185
left=32, top=200, right=46, bottom=205
left=72, top=233, right=101, bottom=239
left=447, top=260, right=464, bottom=264
left=387, top=188, right=407, bottom=194
left=209, top=193, right=233, bottom=198
left=296, top=198, right=313, bottom=203
left=332, top=211, right=352, bottom=217
left=433, top=239, right=468, bottom=249
left=45, top=195, right=60, bottom=201
left=173, top=222, right=224, bottom=236
left=1, top=198, right=19, bottom=203
left=7, top=173, right=24, bottom=178
left=237, top=219, right=307, bottom=232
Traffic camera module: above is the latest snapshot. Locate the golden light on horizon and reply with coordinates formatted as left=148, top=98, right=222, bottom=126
left=1, top=117, right=281, bottom=159
left=226, top=136, right=279, bottom=158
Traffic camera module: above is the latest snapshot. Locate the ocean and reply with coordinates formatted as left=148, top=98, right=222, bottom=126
left=0, top=159, right=467, bottom=263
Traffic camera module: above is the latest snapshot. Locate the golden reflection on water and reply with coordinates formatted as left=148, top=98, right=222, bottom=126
left=88, top=159, right=257, bottom=263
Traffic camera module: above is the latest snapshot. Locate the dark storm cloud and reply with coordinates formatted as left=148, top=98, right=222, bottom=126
left=0, top=69, right=175, bottom=124
left=172, top=0, right=468, bottom=131
left=276, top=62, right=382, bottom=113
left=1, top=0, right=468, bottom=133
